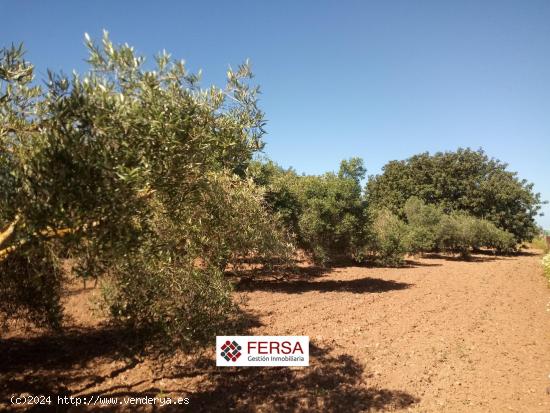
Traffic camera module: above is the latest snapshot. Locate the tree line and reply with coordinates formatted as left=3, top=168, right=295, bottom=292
left=249, top=151, right=527, bottom=267
left=0, top=35, right=543, bottom=345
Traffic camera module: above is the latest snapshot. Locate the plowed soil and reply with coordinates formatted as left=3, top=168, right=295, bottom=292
left=2, top=250, right=550, bottom=412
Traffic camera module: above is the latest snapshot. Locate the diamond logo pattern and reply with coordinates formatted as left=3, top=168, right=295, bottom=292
left=220, top=340, right=242, bottom=362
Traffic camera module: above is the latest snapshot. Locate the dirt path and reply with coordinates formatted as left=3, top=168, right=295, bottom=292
left=2, top=250, right=550, bottom=412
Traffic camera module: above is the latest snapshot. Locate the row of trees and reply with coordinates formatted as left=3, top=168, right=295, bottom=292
left=366, top=148, right=542, bottom=243
left=371, top=197, right=516, bottom=265
left=249, top=158, right=520, bottom=266
left=0, top=35, right=543, bottom=344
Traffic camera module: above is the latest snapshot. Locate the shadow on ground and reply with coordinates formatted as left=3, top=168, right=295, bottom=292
left=0, top=307, right=263, bottom=411
left=419, top=248, right=540, bottom=263
left=1, top=323, right=418, bottom=412
left=421, top=253, right=500, bottom=263
left=1, top=326, right=139, bottom=411
left=402, top=259, right=443, bottom=268
left=234, top=275, right=413, bottom=294
left=157, top=342, right=419, bottom=412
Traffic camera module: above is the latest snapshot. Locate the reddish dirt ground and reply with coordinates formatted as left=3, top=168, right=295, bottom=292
left=2, top=249, right=550, bottom=412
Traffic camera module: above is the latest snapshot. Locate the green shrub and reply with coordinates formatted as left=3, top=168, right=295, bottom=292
left=400, top=197, right=517, bottom=257
left=99, top=252, right=234, bottom=345
left=248, top=160, right=302, bottom=238
left=92, top=170, right=294, bottom=344
left=178, top=171, right=295, bottom=272
left=472, top=220, right=516, bottom=254
left=250, top=158, right=368, bottom=265
left=403, top=197, right=443, bottom=253
left=435, top=211, right=516, bottom=257
left=294, top=173, right=367, bottom=264
left=435, top=212, right=474, bottom=257
left=0, top=241, right=64, bottom=330
left=368, top=209, right=408, bottom=266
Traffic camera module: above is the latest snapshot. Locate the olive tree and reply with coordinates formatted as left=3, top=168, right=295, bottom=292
left=0, top=33, right=291, bottom=343
left=249, top=158, right=368, bottom=265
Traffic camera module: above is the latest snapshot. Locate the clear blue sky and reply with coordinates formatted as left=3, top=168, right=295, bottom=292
left=3, top=0, right=549, bottom=228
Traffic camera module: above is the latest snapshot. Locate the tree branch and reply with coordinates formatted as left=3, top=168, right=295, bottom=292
left=0, top=220, right=99, bottom=261
left=0, top=214, right=20, bottom=249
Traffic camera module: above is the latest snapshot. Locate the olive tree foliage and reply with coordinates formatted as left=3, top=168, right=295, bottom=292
left=404, top=197, right=516, bottom=257
left=435, top=212, right=516, bottom=257
left=367, top=209, right=409, bottom=266
left=0, top=34, right=292, bottom=342
left=179, top=171, right=295, bottom=272
left=249, top=158, right=368, bottom=265
left=402, top=197, right=442, bottom=254
left=366, top=148, right=543, bottom=242
left=367, top=197, right=517, bottom=265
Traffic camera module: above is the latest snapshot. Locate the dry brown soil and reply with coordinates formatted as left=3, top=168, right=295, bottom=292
left=2, top=250, right=550, bottom=412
